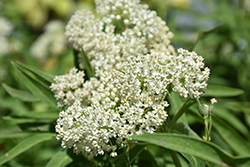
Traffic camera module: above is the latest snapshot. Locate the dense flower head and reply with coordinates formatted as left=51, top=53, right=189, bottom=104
left=53, top=54, right=170, bottom=158
left=52, top=49, right=210, bottom=158
left=169, top=48, right=210, bottom=98
left=65, top=0, right=175, bottom=77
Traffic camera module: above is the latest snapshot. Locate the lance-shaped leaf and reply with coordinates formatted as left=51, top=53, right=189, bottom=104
left=0, top=133, right=55, bottom=166
left=12, top=63, right=58, bottom=110
left=213, top=116, right=250, bottom=156
left=45, top=149, right=72, bottom=167
left=128, top=133, right=250, bottom=167
left=15, top=62, right=54, bottom=83
left=205, top=85, right=244, bottom=97
left=81, top=50, right=95, bottom=79
left=2, top=83, right=39, bottom=102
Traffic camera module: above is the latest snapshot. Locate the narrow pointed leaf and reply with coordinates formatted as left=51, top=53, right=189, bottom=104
left=81, top=50, right=95, bottom=79
left=14, top=112, right=58, bottom=120
left=0, top=133, right=55, bottom=166
left=205, top=85, right=244, bottom=97
left=181, top=153, right=205, bottom=167
left=15, top=61, right=54, bottom=83
left=2, top=83, right=39, bottom=102
left=213, top=116, right=250, bottom=156
left=13, top=64, right=58, bottom=110
left=128, top=133, right=250, bottom=167
left=45, top=149, right=72, bottom=167
left=0, top=132, right=31, bottom=139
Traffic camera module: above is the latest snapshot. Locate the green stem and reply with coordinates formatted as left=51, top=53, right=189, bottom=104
left=204, top=117, right=209, bottom=141
left=168, top=97, right=195, bottom=132
left=124, top=147, right=131, bottom=167
left=169, top=150, right=182, bottom=167
left=208, top=113, right=213, bottom=141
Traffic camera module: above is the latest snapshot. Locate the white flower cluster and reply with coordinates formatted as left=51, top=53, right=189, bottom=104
left=169, top=48, right=210, bottom=99
left=53, top=54, right=171, bottom=158
left=0, top=17, right=14, bottom=56
left=65, top=0, right=175, bottom=77
left=53, top=0, right=211, bottom=159
left=31, top=20, right=67, bottom=61
left=52, top=48, right=210, bottom=158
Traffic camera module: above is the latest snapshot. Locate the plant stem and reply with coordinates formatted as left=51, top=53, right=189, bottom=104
left=168, top=97, right=195, bottom=132
left=169, top=150, right=182, bottom=167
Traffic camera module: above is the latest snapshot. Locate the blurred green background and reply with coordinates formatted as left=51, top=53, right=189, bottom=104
left=0, top=0, right=250, bottom=166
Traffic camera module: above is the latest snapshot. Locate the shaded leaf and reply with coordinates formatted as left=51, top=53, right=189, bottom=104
left=181, top=153, right=205, bottom=167
left=213, top=104, right=249, bottom=138
left=2, top=83, right=39, bottom=102
left=213, top=116, right=250, bottom=156
left=172, top=123, right=200, bottom=139
left=129, top=133, right=250, bottom=167
left=81, top=50, right=95, bottom=79
left=0, top=133, right=55, bottom=166
left=45, top=149, right=72, bottom=167
left=227, top=102, right=250, bottom=114
left=205, top=85, right=244, bottom=97
left=111, top=145, right=145, bottom=167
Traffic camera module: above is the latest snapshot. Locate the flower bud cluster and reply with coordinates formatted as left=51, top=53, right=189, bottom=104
left=65, top=0, right=175, bottom=77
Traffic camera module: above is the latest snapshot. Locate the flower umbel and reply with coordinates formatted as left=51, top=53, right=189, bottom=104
left=54, top=54, right=170, bottom=158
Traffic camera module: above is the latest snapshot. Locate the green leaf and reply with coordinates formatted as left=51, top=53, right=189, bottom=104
left=181, top=153, right=205, bottom=167
left=214, top=104, right=249, bottom=138
left=0, top=133, right=55, bottom=166
left=2, top=116, right=53, bottom=125
left=172, top=123, right=200, bottom=139
left=128, top=133, right=250, bottom=167
left=2, top=83, right=40, bottom=102
left=45, top=149, right=72, bottom=167
left=213, top=116, right=250, bottom=156
left=81, top=50, right=95, bottom=79
left=111, top=145, right=145, bottom=167
left=15, top=61, right=54, bottom=83
left=205, top=85, right=244, bottom=97
left=0, top=132, right=31, bottom=139
left=14, top=112, right=59, bottom=120
left=169, top=92, right=188, bottom=124
left=12, top=63, right=58, bottom=110
left=227, top=102, right=250, bottom=114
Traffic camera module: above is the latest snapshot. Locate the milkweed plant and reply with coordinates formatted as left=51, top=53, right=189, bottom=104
left=1, top=0, right=250, bottom=167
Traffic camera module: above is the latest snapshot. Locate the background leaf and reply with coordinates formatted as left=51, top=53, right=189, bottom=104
left=204, top=85, right=244, bottom=97
left=0, top=133, right=55, bottom=166
left=45, top=149, right=72, bottom=167
left=2, top=83, right=40, bottom=102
